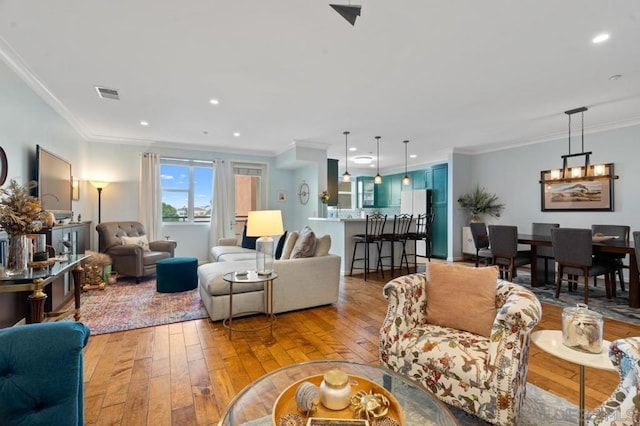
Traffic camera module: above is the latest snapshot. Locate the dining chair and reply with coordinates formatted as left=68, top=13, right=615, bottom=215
left=350, top=213, right=387, bottom=281
left=550, top=228, right=615, bottom=304
left=488, top=225, right=531, bottom=281
left=592, top=224, right=630, bottom=295
left=532, top=222, right=559, bottom=284
left=469, top=222, right=493, bottom=267
left=378, top=214, right=413, bottom=277
left=405, top=212, right=435, bottom=270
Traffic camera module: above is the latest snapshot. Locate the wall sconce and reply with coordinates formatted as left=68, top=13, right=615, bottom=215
left=539, top=107, right=618, bottom=184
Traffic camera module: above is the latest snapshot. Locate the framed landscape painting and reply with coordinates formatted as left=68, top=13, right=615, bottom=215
left=540, top=169, right=614, bottom=212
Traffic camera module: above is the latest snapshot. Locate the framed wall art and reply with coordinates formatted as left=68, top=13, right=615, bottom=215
left=540, top=166, right=615, bottom=212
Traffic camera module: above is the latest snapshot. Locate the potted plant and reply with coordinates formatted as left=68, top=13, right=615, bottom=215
left=457, top=185, right=505, bottom=222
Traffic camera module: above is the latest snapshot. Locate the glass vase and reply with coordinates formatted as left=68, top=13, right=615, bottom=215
left=6, top=234, right=29, bottom=276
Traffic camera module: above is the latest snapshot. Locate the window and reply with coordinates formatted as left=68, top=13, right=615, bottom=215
left=160, top=158, right=213, bottom=223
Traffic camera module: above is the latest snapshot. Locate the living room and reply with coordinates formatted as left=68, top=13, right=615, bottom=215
left=2, top=2, right=640, bottom=424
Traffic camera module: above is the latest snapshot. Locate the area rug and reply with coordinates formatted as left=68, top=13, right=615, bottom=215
left=512, top=273, right=640, bottom=326
left=76, top=276, right=208, bottom=335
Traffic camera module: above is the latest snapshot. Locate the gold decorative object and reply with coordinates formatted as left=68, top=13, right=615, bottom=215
left=277, top=413, right=305, bottom=426
left=350, top=390, right=390, bottom=421
left=83, top=265, right=105, bottom=291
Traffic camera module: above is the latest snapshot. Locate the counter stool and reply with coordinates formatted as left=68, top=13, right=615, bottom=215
left=378, top=214, right=413, bottom=277
left=156, top=257, right=198, bottom=293
left=406, top=212, right=434, bottom=271
left=350, top=213, right=386, bottom=281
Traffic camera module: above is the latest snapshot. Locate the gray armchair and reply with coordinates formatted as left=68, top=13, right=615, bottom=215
left=96, top=221, right=176, bottom=282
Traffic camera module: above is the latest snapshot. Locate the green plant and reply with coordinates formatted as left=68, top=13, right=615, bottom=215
left=457, top=185, right=505, bottom=220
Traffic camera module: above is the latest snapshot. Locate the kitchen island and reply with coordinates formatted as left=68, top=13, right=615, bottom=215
left=308, top=217, right=418, bottom=276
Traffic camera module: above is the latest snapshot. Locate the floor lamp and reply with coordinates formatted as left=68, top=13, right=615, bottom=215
left=90, top=181, right=110, bottom=223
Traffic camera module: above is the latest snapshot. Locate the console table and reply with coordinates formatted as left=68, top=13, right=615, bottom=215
left=0, top=254, right=88, bottom=323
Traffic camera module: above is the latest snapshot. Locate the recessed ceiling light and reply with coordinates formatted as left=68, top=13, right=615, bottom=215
left=140, top=121, right=149, bottom=126
left=369, top=164, right=375, bottom=168
left=233, top=132, right=240, bottom=137
left=353, top=156, right=374, bottom=164
left=410, top=154, right=417, bottom=159
left=210, top=99, right=219, bottom=105
left=609, top=74, right=622, bottom=80
left=592, top=33, right=610, bottom=44
left=349, top=147, right=357, bottom=152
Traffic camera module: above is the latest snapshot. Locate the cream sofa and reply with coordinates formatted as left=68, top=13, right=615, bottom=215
left=198, top=234, right=341, bottom=321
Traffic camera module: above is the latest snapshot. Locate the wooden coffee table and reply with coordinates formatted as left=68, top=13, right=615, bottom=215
left=217, top=359, right=458, bottom=425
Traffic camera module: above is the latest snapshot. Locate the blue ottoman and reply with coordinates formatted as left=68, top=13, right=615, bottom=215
left=156, top=257, right=198, bottom=293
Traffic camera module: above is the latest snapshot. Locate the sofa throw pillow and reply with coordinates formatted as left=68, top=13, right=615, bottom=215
left=425, top=262, right=498, bottom=337
left=314, top=234, right=331, bottom=257
left=281, top=231, right=299, bottom=259
left=121, top=235, right=151, bottom=252
left=241, top=225, right=258, bottom=250
left=290, top=226, right=317, bottom=259
left=275, top=231, right=288, bottom=260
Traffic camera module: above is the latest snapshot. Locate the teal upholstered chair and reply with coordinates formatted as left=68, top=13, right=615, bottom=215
left=0, top=322, right=90, bottom=426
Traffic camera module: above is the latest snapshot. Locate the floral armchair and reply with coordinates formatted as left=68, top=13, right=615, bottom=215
left=379, top=273, right=541, bottom=425
left=587, top=337, right=640, bottom=425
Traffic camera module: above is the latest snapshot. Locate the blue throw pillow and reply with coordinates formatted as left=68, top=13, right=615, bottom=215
left=241, top=225, right=258, bottom=250
left=275, top=230, right=288, bottom=260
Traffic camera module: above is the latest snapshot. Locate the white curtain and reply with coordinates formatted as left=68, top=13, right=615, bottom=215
left=139, top=152, right=162, bottom=241
left=209, top=159, right=233, bottom=259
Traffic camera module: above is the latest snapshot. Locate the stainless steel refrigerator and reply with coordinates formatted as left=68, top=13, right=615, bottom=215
left=400, top=189, right=433, bottom=257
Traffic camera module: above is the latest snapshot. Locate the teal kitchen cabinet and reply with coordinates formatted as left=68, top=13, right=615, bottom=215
left=430, top=163, right=448, bottom=258
left=356, top=177, right=375, bottom=208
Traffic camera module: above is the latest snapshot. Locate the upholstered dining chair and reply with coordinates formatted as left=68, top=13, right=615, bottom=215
left=350, top=213, right=387, bottom=281
left=469, top=222, right=493, bottom=267
left=550, top=228, right=615, bottom=305
left=586, top=337, right=640, bottom=425
left=378, top=214, right=413, bottom=277
left=532, top=222, right=559, bottom=284
left=592, top=224, right=630, bottom=295
left=488, top=225, right=531, bottom=281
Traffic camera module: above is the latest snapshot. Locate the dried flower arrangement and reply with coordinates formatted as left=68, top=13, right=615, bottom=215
left=85, top=250, right=112, bottom=267
left=0, top=179, right=48, bottom=236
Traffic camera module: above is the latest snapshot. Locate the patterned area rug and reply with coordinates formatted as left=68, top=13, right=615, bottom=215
left=77, top=276, right=208, bottom=335
left=511, top=273, right=640, bottom=325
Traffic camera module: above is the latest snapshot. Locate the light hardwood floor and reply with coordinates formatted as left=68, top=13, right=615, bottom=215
left=82, top=265, right=636, bottom=425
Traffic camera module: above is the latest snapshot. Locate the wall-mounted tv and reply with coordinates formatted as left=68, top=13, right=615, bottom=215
left=36, top=145, right=72, bottom=217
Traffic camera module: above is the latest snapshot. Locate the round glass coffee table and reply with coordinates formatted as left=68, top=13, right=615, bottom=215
left=218, top=359, right=458, bottom=426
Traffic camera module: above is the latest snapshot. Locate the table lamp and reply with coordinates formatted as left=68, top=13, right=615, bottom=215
left=246, top=210, right=284, bottom=275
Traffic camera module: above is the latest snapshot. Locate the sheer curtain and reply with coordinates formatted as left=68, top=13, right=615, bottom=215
left=139, top=152, right=162, bottom=241
left=209, top=159, right=233, bottom=260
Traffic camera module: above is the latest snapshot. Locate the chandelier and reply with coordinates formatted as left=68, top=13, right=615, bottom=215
left=540, top=107, right=618, bottom=184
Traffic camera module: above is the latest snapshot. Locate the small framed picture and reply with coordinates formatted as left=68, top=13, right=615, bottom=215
left=277, top=190, right=287, bottom=202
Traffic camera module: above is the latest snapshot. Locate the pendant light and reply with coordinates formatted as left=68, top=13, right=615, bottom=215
left=374, top=136, right=382, bottom=184
left=540, top=107, right=618, bottom=184
left=402, top=140, right=410, bottom=186
left=342, top=131, right=351, bottom=182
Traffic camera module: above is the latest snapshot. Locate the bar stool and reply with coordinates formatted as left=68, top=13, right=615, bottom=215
left=350, top=213, right=387, bottom=281
left=378, top=214, right=413, bottom=277
left=406, top=212, right=434, bottom=271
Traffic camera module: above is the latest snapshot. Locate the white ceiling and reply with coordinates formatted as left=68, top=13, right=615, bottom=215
left=1, top=1, right=639, bottom=173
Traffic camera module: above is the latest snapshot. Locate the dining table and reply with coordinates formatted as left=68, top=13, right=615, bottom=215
left=517, top=233, right=639, bottom=308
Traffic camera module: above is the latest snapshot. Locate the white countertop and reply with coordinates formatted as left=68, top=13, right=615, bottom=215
left=308, top=217, right=367, bottom=222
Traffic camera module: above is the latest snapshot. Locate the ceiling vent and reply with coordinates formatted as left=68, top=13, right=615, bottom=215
left=95, top=86, right=120, bottom=100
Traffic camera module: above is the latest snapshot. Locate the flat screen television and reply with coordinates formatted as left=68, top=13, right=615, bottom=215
left=36, top=145, right=72, bottom=217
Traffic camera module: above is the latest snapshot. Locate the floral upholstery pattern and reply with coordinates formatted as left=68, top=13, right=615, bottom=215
left=379, top=273, right=541, bottom=425
left=587, top=337, right=640, bottom=425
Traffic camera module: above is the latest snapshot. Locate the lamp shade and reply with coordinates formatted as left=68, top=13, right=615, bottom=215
left=246, top=210, right=284, bottom=237
left=90, top=180, right=110, bottom=190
